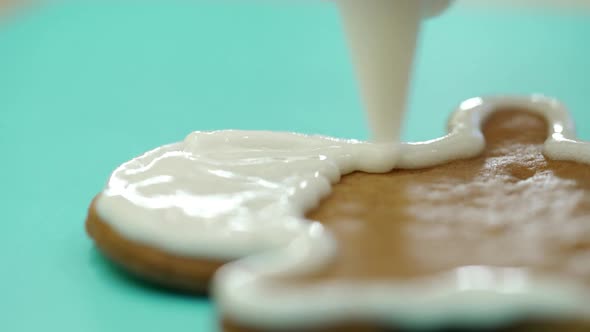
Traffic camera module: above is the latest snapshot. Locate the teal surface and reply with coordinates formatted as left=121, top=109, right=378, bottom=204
left=1, top=1, right=589, bottom=331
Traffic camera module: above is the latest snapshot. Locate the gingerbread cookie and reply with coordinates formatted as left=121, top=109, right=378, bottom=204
left=86, top=96, right=590, bottom=330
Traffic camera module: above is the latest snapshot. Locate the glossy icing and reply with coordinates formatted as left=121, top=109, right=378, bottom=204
left=96, top=133, right=398, bottom=259
left=96, top=95, right=590, bottom=328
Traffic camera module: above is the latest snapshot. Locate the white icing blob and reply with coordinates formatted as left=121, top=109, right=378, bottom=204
left=97, top=132, right=398, bottom=259
left=96, top=95, right=590, bottom=328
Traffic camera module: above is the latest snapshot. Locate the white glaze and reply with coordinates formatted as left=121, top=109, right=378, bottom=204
left=97, top=132, right=399, bottom=259
left=96, top=95, right=590, bottom=328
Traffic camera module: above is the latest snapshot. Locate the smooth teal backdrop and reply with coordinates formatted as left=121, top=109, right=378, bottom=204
left=1, top=1, right=589, bottom=331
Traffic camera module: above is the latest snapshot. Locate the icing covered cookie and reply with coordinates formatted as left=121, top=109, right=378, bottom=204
left=86, top=96, right=590, bottom=330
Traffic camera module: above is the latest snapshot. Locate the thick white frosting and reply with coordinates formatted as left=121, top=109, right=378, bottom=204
left=96, top=95, right=590, bottom=328
left=97, top=131, right=399, bottom=259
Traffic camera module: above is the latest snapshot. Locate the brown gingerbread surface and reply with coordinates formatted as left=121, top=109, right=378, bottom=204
left=294, top=110, right=590, bottom=283
left=87, top=109, right=590, bottom=331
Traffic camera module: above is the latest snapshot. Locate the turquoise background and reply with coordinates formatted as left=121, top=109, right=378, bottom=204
left=1, top=1, right=589, bottom=331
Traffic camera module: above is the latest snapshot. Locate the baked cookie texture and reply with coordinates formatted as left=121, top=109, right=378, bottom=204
left=292, top=111, right=590, bottom=283
left=86, top=103, right=590, bottom=331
